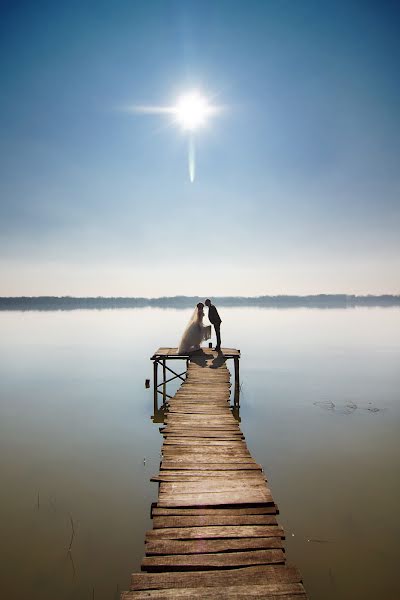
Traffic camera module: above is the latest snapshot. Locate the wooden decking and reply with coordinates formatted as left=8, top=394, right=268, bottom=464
left=122, top=349, right=307, bottom=599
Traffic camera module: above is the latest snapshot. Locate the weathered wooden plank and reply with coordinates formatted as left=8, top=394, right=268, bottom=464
left=160, top=462, right=262, bottom=470
left=157, top=490, right=272, bottom=507
left=162, top=447, right=251, bottom=456
left=162, top=439, right=246, bottom=445
left=153, top=470, right=260, bottom=478
left=152, top=515, right=278, bottom=528
left=166, top=413, right=236, bottom=418
left=145, top=537, right=283, bottom=555
left=163, top=426, right=242, bottom=432
left=169, top=404, right=230, bottom=407
left=162, top=439, right=248, bottom=447
left=173, top=388, right=230, bottom=392
left=146, top=525, right=284, bottom=540
left=165, top=423, right=240, bottom=430
left=141, top=549, right=285, bottom=570
left=173, top=388, right=230, bottom=391
left=151, top=506, right=278, bottom=516
left=175, top=384, right=230, bottom=387
left=124, top=583, right=306, bottom=598
left=175, top=391, right=230, bottom=395
left=168, top=408, right=231, bottom=412
left=161, top=457, right=257, bottom=465
left=167, top=414, right=233, bottom=418
left=173, top=392, right=230, bottom=396
left=151, top=472, right=266, bottom=482
left=166, top=416, right=237, bottom=422
left=174, top=384, right=230, bottom=388
left=131, top=565, right=303, bottom=590
left=162, top=453, right=253, bottom=461
left=161, top=431, right=244, bottom=438
left=169, top=400, right=231, bottom=404
left=171, top=397, right=230, bottom=401
left=169, top=403, right=230, bottom=407
left=173, top=389, right=230, bottom=392
left=159, top=481, right=270, bottom=493
left=172, top=397, right=230, bottom=400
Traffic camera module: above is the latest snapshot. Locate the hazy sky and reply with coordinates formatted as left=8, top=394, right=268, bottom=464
left=1, top=1, right=399, bottom=296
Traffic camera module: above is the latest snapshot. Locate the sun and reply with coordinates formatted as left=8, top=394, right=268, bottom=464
left=125, top=87, right=222, bottom=181
left=173, top=91, right=213, bottom=131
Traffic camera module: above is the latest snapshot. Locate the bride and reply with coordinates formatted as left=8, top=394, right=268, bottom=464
left=178, top=302, right=211, bottom=354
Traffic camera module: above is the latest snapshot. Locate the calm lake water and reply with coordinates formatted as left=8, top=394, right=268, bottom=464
left=0, top=307, right=399, bottom=600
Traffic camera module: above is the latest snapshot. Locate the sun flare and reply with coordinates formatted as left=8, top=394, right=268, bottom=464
left=173, top=91, right=213, bottom=131
left=127, top=88, right=222, bottom=181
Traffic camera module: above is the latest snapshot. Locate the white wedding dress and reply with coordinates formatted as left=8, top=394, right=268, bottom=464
left=177, top=307, right=211, bottom=354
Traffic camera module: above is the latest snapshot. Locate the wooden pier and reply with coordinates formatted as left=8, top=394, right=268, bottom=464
left=122, top=348, right=308, bottom=599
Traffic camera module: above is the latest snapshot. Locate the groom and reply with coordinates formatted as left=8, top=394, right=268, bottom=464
left=205, top=299, right=222, bottom=352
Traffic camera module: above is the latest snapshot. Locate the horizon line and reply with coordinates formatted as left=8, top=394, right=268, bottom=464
left=1, top=293, right=400, bottom=299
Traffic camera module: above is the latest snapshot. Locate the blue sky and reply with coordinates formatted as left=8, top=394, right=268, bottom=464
left=1, top=0, right=399, bottom=295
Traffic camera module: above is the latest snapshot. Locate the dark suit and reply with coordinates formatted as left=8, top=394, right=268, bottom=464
left=208, top=304, right=222, bottom=349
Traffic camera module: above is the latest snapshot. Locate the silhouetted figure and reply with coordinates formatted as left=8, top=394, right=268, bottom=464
left=205, top=299, right=222, bottom=351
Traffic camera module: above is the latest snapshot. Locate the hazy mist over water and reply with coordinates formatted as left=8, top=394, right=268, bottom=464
left=0, top=306, right=399, bottom=599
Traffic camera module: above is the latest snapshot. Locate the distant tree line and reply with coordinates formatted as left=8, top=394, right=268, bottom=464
left=0, top=294, right=399, bottom=311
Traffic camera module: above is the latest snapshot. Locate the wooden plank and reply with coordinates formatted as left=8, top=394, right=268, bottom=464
left=171, top=394, right=230, bottom=397
left=141, top=549, right=285, bottom=570
left=165, top=415, right=240, bottom=424
left=165, top=423, right=240, bottom=429
left=154, top=470, right=259, bottom=478
left=157, top=490, right=272, bottom=507
left=161, top=456, right=253, bottom=464
left=160, top=462, right=262, bottom=470
left=166, top=415, right=236, bottom=421
left=152, top=515, right=278, bottom=528
left=151, top=506, right=278, bottom=516
left=145, top=537, right=283, bottom=555
left=162, top=450, right=252, bottom=459
left=131, top=565, right=303, bottom=590
left=169, top=402, right=230, bottom=406
left=161, top=457, right=257, bottom=464
left=151, top=472, right=266, bottom=482
left=163, top=424, right=241, bottom=430
left=162, top=450, right=255, bottom=464
left=161, top=430, right=244, bottom=438
left=169, top=396, right=229, bottom=399
left=146, top=525, right=284, bottom=540
left=124, top=583, right=306, bottom=598
left=163, top=445, right=250, bottom=453
left=159, top=481, right=270, bottom=493
left=168, top=408, right=231, bottom=412
left=162, top=439, right=248, bottom=447
left=167, top=409, right=233, bottom=413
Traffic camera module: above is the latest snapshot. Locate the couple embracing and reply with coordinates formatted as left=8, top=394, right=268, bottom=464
left=177, top=299, right=222, bottom=355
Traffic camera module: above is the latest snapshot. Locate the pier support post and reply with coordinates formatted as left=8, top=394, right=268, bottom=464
left=153, top=360, right=158, bottom=414
left=162, top=359, right=166, bottom=404
left=234, top=356, right=240, bottom=407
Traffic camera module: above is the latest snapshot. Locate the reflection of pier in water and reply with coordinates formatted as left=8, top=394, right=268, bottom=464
left=122, top=347, right=308, bottom=599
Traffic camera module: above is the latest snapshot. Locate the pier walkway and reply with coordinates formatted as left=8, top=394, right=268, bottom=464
left=122, top=348, right=307, bottom=599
